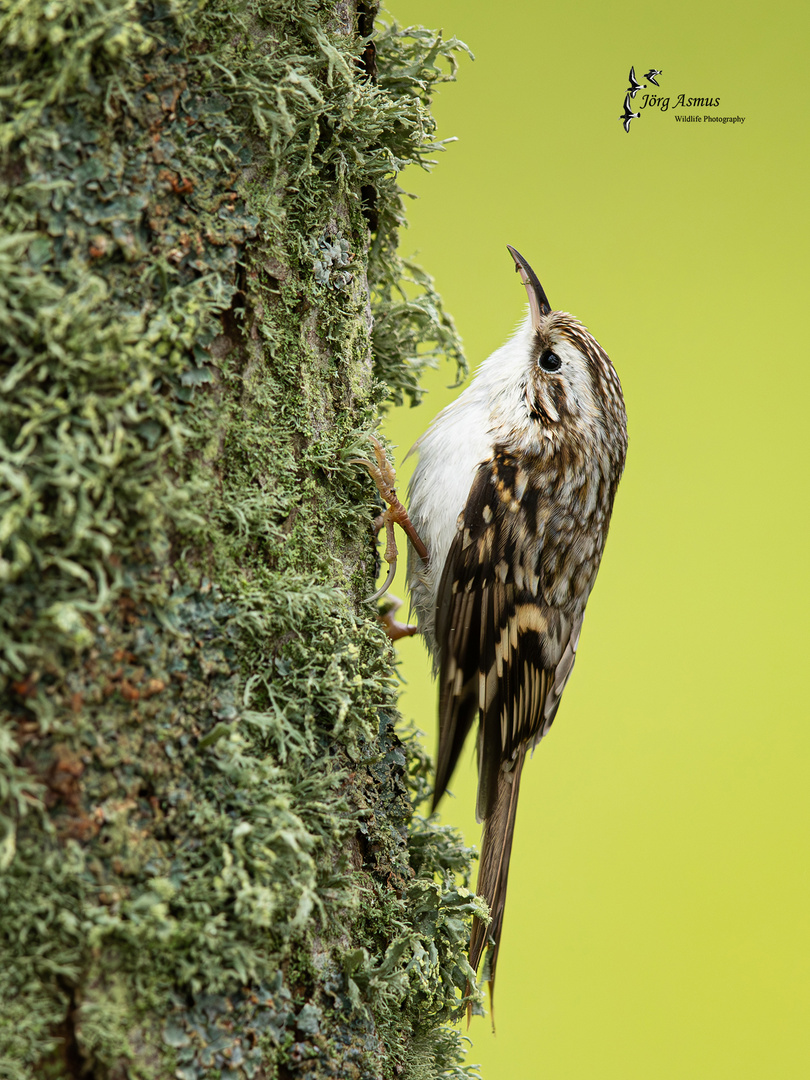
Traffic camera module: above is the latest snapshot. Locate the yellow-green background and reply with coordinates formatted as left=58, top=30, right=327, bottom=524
left=380, top=1, right=810, bottom=1076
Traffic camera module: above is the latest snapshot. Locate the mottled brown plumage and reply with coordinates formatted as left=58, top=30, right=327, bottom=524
left=357, top=245, right=627, bottom=1017
left=432, top=425, right=623, bottom=996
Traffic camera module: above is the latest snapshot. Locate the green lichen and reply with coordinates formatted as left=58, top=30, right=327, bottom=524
left=0, top=0, right=478, bottom=1077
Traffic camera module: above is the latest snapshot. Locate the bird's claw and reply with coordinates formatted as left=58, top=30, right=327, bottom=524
left=349, top=436, right=397, bottom=506
left=351, top=436, right=401, bottom=602
left=351, top=435, right=429, bottom=605
left=366, top=559, right=397, bottom=603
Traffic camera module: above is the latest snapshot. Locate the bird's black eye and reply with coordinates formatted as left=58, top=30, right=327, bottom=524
left=539, top=349, right=562, bottom=373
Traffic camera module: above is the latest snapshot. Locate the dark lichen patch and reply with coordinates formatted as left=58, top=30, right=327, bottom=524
left=0, top=1, right=478, bottom=1077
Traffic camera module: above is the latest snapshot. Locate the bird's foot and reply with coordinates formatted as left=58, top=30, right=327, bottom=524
left=352, top=435, right=397, bottom=505
left=351, top=436, right=429, bottom=603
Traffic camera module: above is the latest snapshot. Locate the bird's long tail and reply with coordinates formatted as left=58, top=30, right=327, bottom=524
left=468, top=745, right=527, bottom=1016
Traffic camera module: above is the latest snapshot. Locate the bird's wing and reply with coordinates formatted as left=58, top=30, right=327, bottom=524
left=432, top=454, right=581, bottom=819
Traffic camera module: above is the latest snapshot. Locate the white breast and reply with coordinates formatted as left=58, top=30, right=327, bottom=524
left=406, top=316, right=536, bottom=655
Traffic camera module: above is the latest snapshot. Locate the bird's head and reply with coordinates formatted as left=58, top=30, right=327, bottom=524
left=498, top=245, right=627, bottom=463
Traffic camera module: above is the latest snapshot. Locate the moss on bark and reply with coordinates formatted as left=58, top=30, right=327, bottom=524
left=0, top=1, right=482, bottom=1077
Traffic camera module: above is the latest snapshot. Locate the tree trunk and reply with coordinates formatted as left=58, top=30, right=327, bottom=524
left=0, top=2, right=477, bottom=1077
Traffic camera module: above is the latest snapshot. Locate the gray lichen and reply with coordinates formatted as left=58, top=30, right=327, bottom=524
left=310, top=234, right=353, bottom=291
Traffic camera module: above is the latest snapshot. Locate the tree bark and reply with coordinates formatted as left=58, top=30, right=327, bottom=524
left=0, top=2, right=477, bottom=1077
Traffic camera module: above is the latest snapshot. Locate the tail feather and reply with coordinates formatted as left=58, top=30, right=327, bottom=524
left=469, top=746, right=526, bottom=1013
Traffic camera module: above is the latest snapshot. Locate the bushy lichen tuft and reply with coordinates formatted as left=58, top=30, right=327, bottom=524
left=0, top=1, right=478, bottom=1077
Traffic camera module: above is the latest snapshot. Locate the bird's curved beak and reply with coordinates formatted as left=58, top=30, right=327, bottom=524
left=507, top=245, right=551, bottom=326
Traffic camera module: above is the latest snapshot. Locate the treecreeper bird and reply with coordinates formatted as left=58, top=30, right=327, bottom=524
left=357, top=246, right=627, bottom=1017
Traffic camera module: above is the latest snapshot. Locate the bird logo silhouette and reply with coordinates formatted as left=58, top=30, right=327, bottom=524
left=620, top=93, right=640, bottom=133
left=626, top=66, right=645, bottom=98
left=644, top=68, right=662, bottom=86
